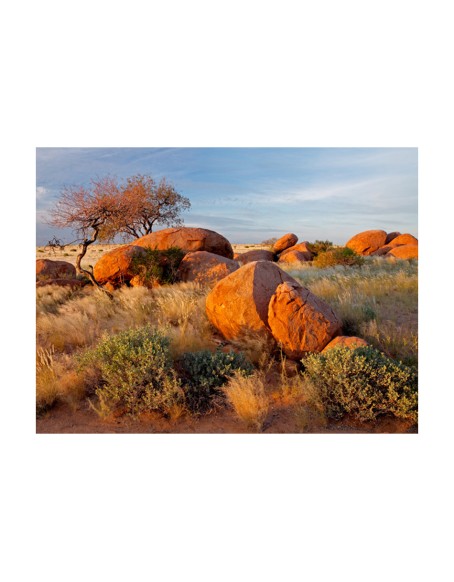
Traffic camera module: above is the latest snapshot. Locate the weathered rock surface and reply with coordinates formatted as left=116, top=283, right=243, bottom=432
left=205, top=261, right=300, bottom=341
left=277, top=250, right=312, bottom=264
left=268, top=282, right=341, bottom=359
left=93, top=244, right=148, bottom=287
left=177, top=251, right=239, bottom=287
left=386, top=244, right=418, bottom=259
left=36, top=259, right=76, bottom=279
left=134, top=227, right=234, bottom=259
left=370, top=245, right=394, bottom=257
left=237, top=249, right=276, bottom=264
left=279, top=242, right=314, bottom=261
left=272, top=233, right=298, bottom=254
left=385, top=231, right=401, bottom=244
left=387, top=233, right=418, bottom=247
left=345, top=230, right=388, bottom=255
left=322, top=335, right=368, bottom=353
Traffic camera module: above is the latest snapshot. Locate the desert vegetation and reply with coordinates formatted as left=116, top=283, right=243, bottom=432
left=36, top=241, right=418, bottom=433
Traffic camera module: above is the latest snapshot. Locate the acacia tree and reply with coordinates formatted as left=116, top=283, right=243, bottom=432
left=49, top=176, right=125, bottom=293
left=118, top=174, right=191, bottom=239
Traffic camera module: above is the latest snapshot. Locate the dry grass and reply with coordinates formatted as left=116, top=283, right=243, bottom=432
left=223, top=371, right=269, bottom=431
left=282, top=257, right=418, bottom=366
left=36, top=282, right=213, bottom=355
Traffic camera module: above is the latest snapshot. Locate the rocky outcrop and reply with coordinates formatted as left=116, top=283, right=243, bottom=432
left=345, top=230, right=388, bottom=256
left=36, top=259, right=76, bottom=279
left=176, top=251, right=239, bottom=287
left=134, top=227, right=234, bottom=259
left=277, top=250, right=312, bottom=264
left=279, top=242, right=314, bottom=261
left=268, top=282, right=341, bottom=359
left=237, top=249, right=276, bottom=264
left=386, top=244, right=418, bottom=259
left=385, top=232, right=401, bottom=244
left=321, top=335, right=368, bottom=353
left=205, top=261, right=299, bottom=341
left=93, top=245, right=149, bottom=287
left=387, top=233, right=418, bottom=247
left=272, top=233, right=298, bottom=254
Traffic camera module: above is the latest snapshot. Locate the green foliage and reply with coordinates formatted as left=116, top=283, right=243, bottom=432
left=178, top=350, right=254, bottom=413
left=131, top=246, right=184, bottom=286
left=302, top=346, right=418, bottom=423
left=313, top=247, right=364, bottom=268
left=307, top=240, right=334, bottom=256
left=78, top=326, right=183, bottom=416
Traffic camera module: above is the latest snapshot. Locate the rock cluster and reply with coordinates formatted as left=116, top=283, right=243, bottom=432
left=205, top=261, right=342, bottom=360
left=346, top=230, right=418, bottom=259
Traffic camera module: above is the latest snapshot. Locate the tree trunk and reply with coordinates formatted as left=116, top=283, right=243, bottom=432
left=76, top=230, right=113, bottom=299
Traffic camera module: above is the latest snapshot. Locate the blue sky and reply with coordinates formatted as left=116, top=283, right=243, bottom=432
left=36, top=147, right=418, bottom=245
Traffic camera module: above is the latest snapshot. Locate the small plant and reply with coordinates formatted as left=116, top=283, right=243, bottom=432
left=38, top=249, right=44, bottom=253
left=302, top=346, right=417, bottom=423
left=224, top=371, right=269, bottom=431
left=261, top=237, right=278, bottom=246
left=178, top=349, right=254, bottom=413
left=313, top=247, right=364, bottom=268
left=307, top=240, right=334, bottom=256
left=78, top=326, right=183, bottom=417
left=130, top=246, right=184, bottom=286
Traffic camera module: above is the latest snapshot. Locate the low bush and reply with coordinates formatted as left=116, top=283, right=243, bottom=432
left=178, top=349, right=254, bottom=413
left=224, top=371, right=269, bottom=431
left=78, top=326, right=183, bottom=417
left=313, top=247, right=364, bottom=268
left=307, top=240, right=334, bottom=256
left=302, top=346, right=417, bottom=423
left=130, top=247, right=185, bottom=286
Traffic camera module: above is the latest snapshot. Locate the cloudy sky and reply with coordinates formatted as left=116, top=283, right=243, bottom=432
left=36, top=147, right=417, bottom=245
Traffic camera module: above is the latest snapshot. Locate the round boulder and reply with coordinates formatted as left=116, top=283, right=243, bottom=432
left=36, top=259, right=76, bottom=279
left=387, top=233, right=418, bottom=247
left=278, top=250, right=312, bottom=264
left=134, top=227, right=234, bottom=259
left=177, top=251, right=239, bottom=287
left=272, top=233, right=298, bottom=254
left=386, top=244, right=418, bottom=259
left=237, top=249, right=276, bottom=264
left=279, top=242, right=314, bottom=261
left=345, top=230, right=387, bottom=256
left=268, top=282, right=341, bottom=360
left=93, top=244, right=148, bottom=287
left=322, top=336, right=368, bottom=353
left=205, top=261, right=300, bottom=341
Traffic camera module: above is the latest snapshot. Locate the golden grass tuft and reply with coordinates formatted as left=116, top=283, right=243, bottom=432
left=223, top=371, right=269, bottom=432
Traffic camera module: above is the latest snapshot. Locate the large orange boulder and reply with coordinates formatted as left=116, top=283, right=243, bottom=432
left=176, top=251, right=239, bottom=287
left=134, top=227, right=234, bottom=259
left=279, top=242, right=314, bottom=261
left=386, top=244, right=418, bottom=259
left=322, top=335, right=368, bottom=353
left=237, top=249, right=276, bottom=264
left=93, top=244, right=148, bottom=287
left=387, top=233, right=418, bottom=247
left=205, top=261, right=300, bottom=341
left=278, top=250, right=312, bottom=264
left=268, top=282, right=341, bottom=359
left=36, top=259, right=76, bottom=279
left=272, top=233, right=298, bottom=254
left=345, top=230, right=387, bottom=255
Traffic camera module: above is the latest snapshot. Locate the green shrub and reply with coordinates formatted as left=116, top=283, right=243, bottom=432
left=313, top=247, right=364, bottom=268
left=78, top=326, right=183, bottom=416
left=302, top=346, right=417, bottom=423
left=131, top=247, right=185, bottom=286
left=307, top=240, right=334, bottom=256
left=178, top=350, right=254, bottom=413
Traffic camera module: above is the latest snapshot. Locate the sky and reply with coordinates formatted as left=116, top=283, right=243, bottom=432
left=36, top=147, right=418, bottom=245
